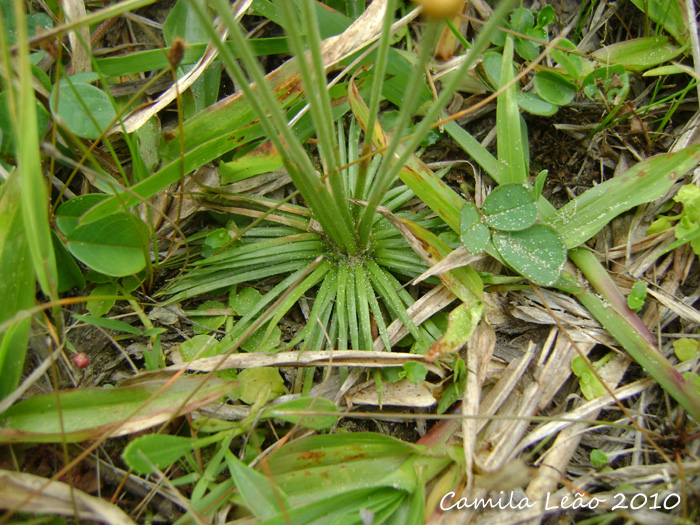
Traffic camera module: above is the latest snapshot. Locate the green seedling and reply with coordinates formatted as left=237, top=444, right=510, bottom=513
left=649, top=184, right=700, bottom=257
left=627, top=282, right=648, bottom=313
left=673, top=338, right=699, bottom=362
left=571, top=353, right=613, bottom=400
left=589, top=449, right=611, bottom=469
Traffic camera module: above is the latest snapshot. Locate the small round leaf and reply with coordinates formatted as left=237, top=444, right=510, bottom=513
left=492, top=224, right=567, bottom=286
left=482, top=184, right=537, bottom=231
left=460, top=203, right=489, bottom=253
left=50, top=81, right=116, bottom=139
left=534, top=70, right=577, bottom=106
left=517, top=92, right=558, bottom=116
left=65, top=213, right=149, bottom=277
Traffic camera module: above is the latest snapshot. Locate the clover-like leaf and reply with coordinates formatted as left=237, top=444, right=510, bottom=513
left=459, top=203, right=489, bottom=253
left=482, top=184, right=537, bottom=231
left=492, top=224, right=566, bottom=286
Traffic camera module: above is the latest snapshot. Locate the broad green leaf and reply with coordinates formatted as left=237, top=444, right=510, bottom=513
left=509, top=7, right=534, bottom=32
left=459, top=204, right=489, bottom=253
left=427, top=301, right=483, bottom=359
left=629, top=0, right=687, bottom=43
left=534, top=70, right=577, bottom=106
left=591, top=36, right=683, bottom=70
left=492, top=224, right=566, bottom=286
left=227, top=451, right=290, bottom=520
left=56, top=194, right=110, bottom=236
left=190, top=300, right=227, bottom=335
left=219, top=141, right=285, bottom=184
left=49, top=81, right=117, bottom=140
left=673, top=338, right=699, bottom=362
left=262, top=397, right=339, bottom=430
left=536, top=5, right=555, bottom=28
left=86, top=282, right=118, bottom=317
left=0, top=376, right=234, bottom=443
left=674, top=184, right=700, bottom=222
left=497, top=38, right=528, bottom=184
left=402, top=361, right=428, bottom=384
left=0, top=91, right=49, bottom=158
left=590, top=449, right=610, bottom=468
left=571, top=356, right=606, bottom=400
left=65, top=213, right=149, bottom=277
left=123, top=434, right=196, bottom=475
left=627, top=282, right=647, bottom=312
left=179, top=334, right=223, bottom=360
left=52, top=231, right=86, bottom=293
left=551, top=38, right=582, bottom=79
left=0, top=174, right=33, bottom=401
left=238, top=367, right=285, bottom=405
left=0, top=1, right=53, bottom=45
left=482, top=184, right=537, bottom=231
left=516, top=92, right=558, bottom=116
left=544, top=144, right=700, bottom=249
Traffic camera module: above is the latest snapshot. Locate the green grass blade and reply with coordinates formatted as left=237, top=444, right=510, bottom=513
left=497, top=36, right=528, bottom=185
left=543, top=144, right=700, bottom=249
left=280, top=1, right=356, bottom=250
left=5, top=0, right=57, bottom=298
left=0, top=174, right=34, bottom=401
left=569, top=250, right=700, bottom=420
left=354, top=264, right=373, bottom=350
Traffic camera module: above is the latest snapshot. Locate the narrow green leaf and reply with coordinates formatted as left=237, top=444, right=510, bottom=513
left=123, top=434, right=196, bottom=475
left=0, top=376, right=235, bottom=443
left=591, top=36, right=683, bottom=71
left=6, top=0, right=58, bottom=298
left=262, top=397, right=339, bottom=430
left=226, top=450, right=290, bottom=520
left=72, top=313, right=142, bottom=335
left=0, top=174, right=33, bottom=401
left=497, top=37, right=528, bottom=184
left=550, top=38, right=582, bottom=79
left=492, top=224, right=566, bottom=286
left=544, top=144, right=700, bottom=249
left=629, top=0, right=686, bottom=43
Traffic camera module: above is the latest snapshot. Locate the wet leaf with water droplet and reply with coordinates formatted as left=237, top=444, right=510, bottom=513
left=459, top=204, right=489, bottom=253
left=482, top=184, right=537, bottom=231
left=492, top=224, right=566, bottom=286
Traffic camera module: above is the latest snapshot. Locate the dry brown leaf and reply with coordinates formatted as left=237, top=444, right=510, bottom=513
left=0, top=469, right=134, bottom=524
left=62, top=0, right=91, bottom=74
